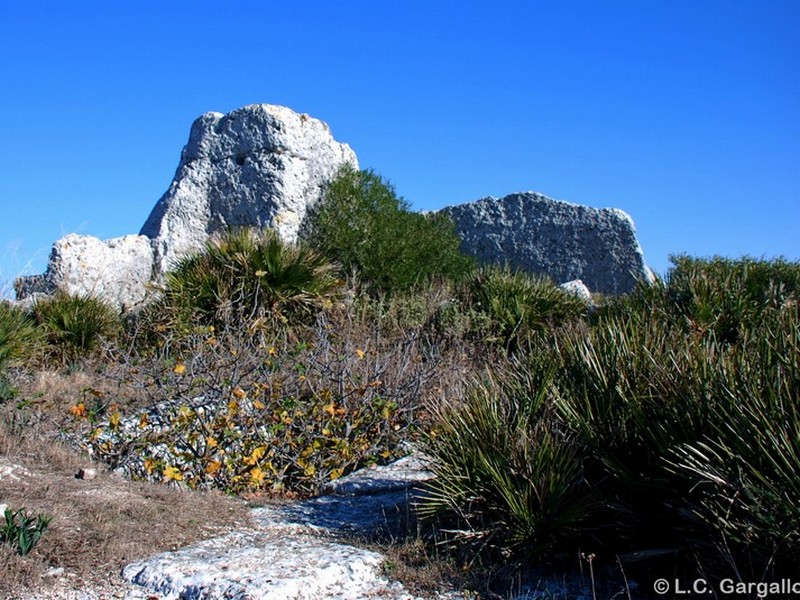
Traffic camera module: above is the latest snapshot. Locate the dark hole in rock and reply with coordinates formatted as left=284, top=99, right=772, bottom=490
left=235, top=153, right=246, bottom=166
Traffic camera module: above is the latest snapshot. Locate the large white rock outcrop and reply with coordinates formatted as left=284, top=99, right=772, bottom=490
left=14, top=234, right=154, bottom=311
left=141, top=104, right=358, bottom=274
left=15, top=104, right=357, bottom=309
left=441, top=192, right=652, bottom=295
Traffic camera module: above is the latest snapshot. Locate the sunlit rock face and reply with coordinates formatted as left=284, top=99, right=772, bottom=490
left=140, top=104, right=358, bottom=274
left=14, top=233, right=154, bottom=311
left=14, top=105, right=652, bottom=311
left=15, top=104, right=357, bottom=310
left=441, top=192, right=653, bottom=295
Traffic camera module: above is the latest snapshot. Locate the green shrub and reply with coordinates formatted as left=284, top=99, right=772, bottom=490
left=668, top=303, right=800, bottom=576
left=0, top=302, right=41, bottom=369
left=306, top=166, right=474, bottom=294
left=552, top=304, right=719, bottom=560
left=463, top=265, right=587, bottom=350
left=570, top=260, right=800, bottom=576
left=1, top=506, right=52, bottom=556
left=33, top=292, right=119, bottom=364
left=421, top=256, right=800, bottom=578
left=418, top=364, right=595, bottom=562
left=0, top=302, right=42, bottom=398
left=159, top=228, right=340, bottom=331
left=638, top=255, right=800, bottom=343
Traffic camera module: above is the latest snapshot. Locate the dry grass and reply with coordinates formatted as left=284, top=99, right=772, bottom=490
left=378, top=537, right=478, bottom=598
left=0, top=369, right=252, bottom=599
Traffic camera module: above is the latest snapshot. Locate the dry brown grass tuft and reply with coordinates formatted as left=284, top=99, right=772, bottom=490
left=378, top=537, right=475, bottom=598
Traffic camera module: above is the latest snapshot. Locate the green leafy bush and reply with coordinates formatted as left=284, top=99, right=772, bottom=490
left=33, top=292, right=120, bottom=364
left=158, top=228, right=340, bottom=331
left=306, top=166, right=474, bottom=294
left=1, top=506, right=52, bottom=556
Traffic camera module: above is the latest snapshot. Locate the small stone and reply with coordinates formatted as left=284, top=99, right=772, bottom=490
left=560, top=279, right=594, bottom=304
left=75, top=468, right=97, bottom=480
left=0, top=460, right=32, bottom=482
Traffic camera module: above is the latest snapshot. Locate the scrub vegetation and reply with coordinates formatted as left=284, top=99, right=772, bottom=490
left=1, top=168, right=797, bottom=597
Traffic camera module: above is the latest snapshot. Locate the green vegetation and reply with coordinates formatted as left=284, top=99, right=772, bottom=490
left=3, top=174, right=797, bottom=596
left=306, top=166, right=474, bottom=294
left=462, top=265, right=586, bottom=349
left=420, top=255, right=800, bottom=582
left=82, top=324, right=424, bottom=496
left=32, top=292, right=120, bottom=364
left=660, top=254, right=800, bottom=343
left=0, top=302, right=41, bottom=370
left=1, top=507, right=52, bottom=556
left=418, top=368, right=595, bottom=559
left=0, top=302, right=42, bottom=399
left=157, top=228, right=340, bottom=331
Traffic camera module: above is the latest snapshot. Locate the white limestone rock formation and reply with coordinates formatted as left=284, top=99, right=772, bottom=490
left=141, top=104, right=358, bottom=274
left=559, top=279, right=594, bottom=305
left=441, top=192, right=652, bottom=295
left=123, top=530, right=410, bottom=600
left=14, top=104, right=357, bottom=310
left=13, top=234, right=154, bottom=311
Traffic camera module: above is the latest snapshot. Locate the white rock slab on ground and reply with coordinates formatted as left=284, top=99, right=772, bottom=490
left=120, top=453, right=438, bottom=600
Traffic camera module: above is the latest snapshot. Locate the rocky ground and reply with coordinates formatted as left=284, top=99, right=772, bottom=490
left=6, top=451, right=623, bottom=600
left=4, top=453, right=451, bottom=600
left=119, top=454, right=439, bottom=599
left=0, top=370, right=627, bottom=600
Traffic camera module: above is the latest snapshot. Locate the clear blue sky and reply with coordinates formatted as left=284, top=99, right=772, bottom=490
left=2, top=1, right=798, bottom=296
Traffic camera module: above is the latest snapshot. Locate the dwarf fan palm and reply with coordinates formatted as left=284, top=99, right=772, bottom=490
left=163, top=228, right=340, bottom=329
